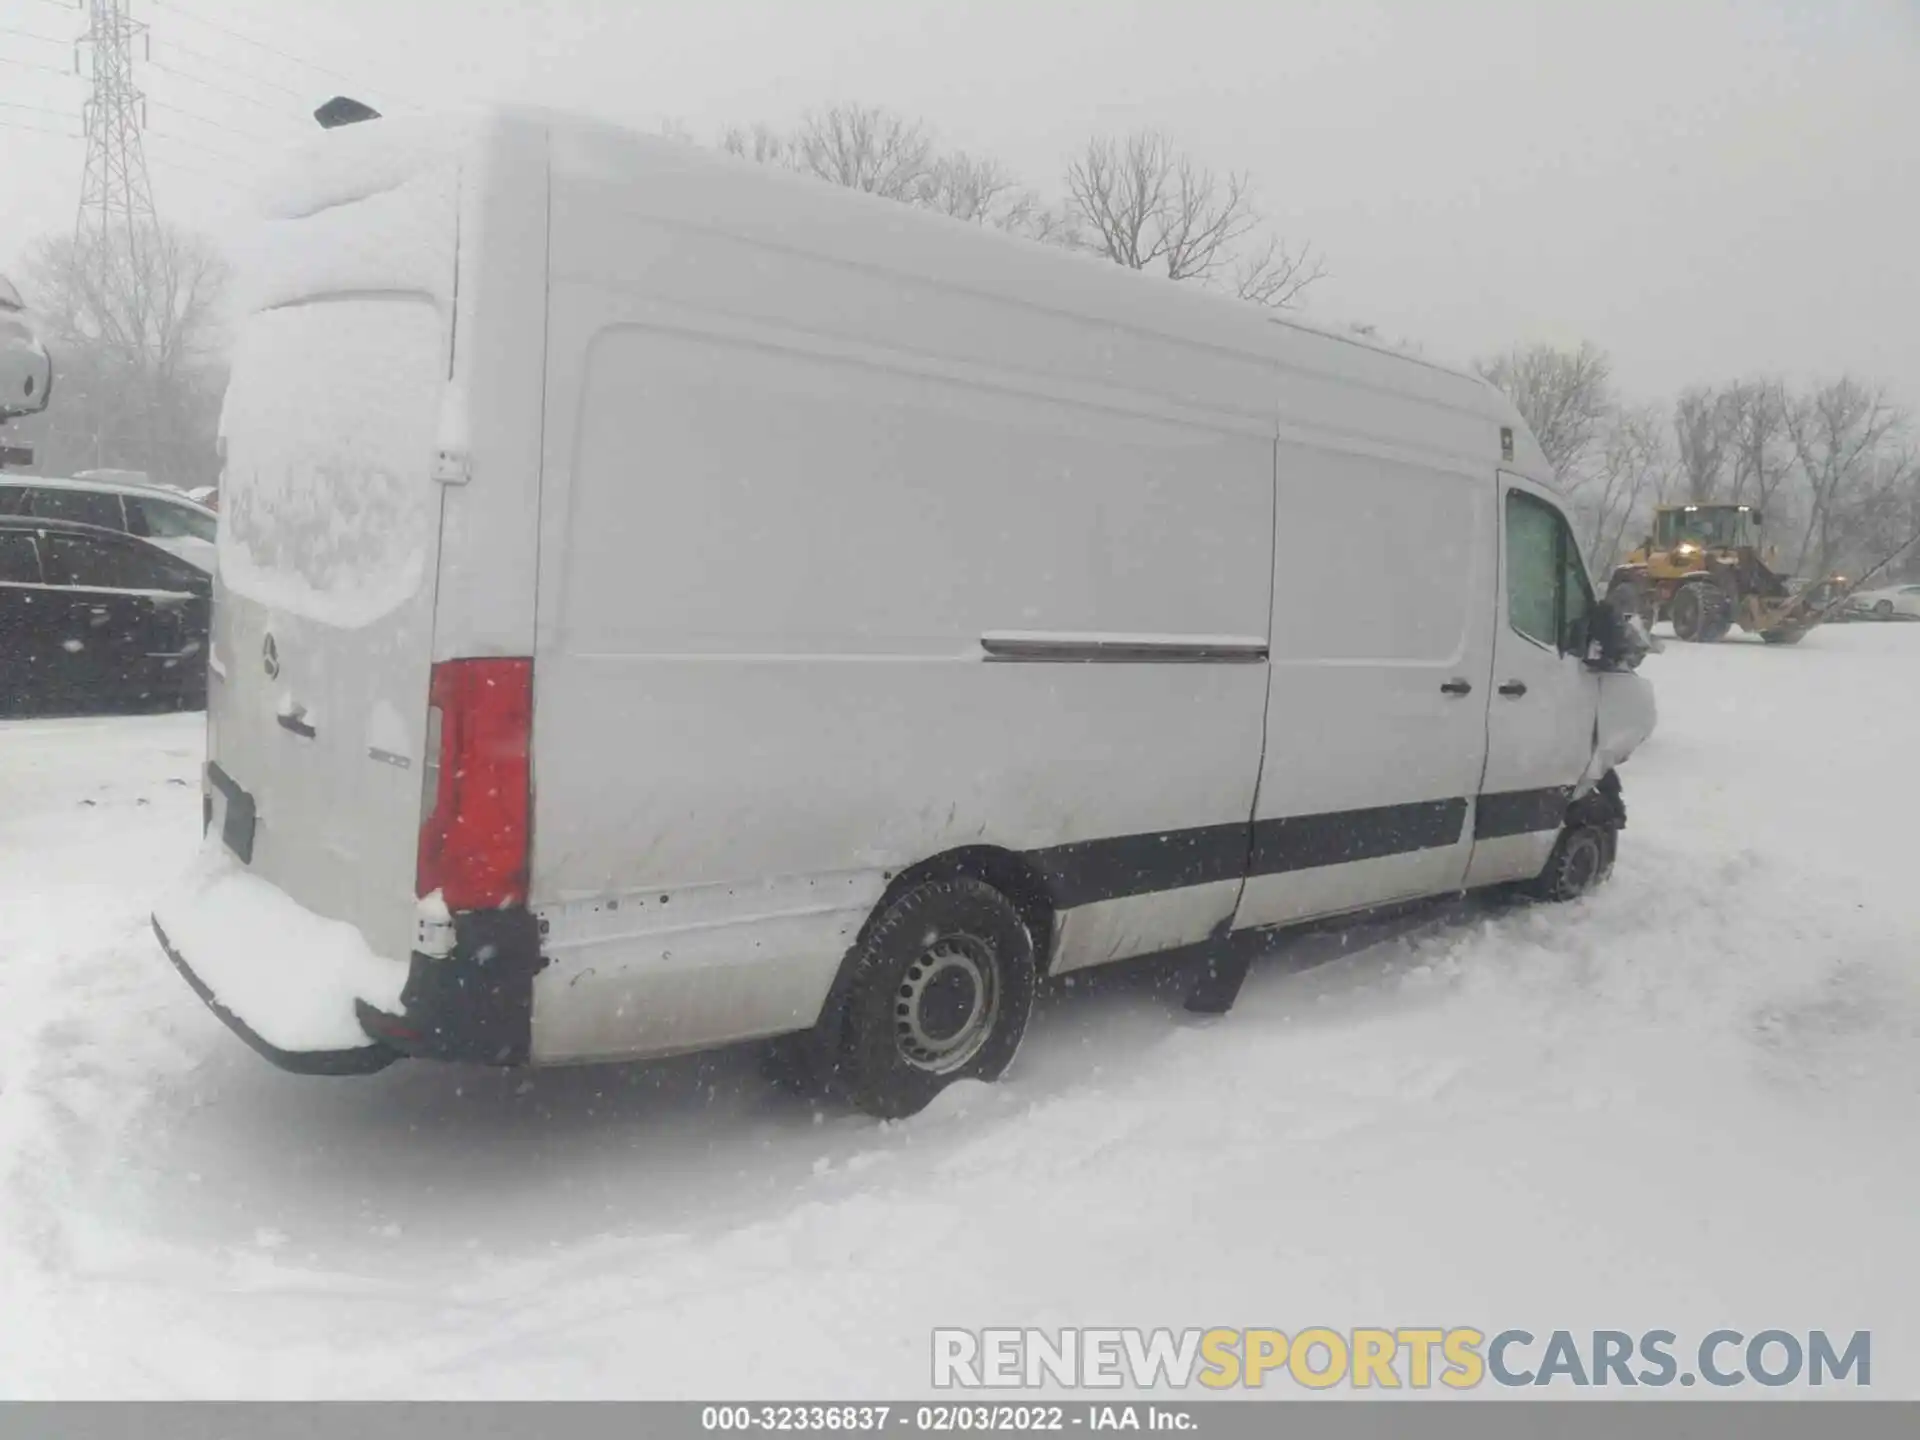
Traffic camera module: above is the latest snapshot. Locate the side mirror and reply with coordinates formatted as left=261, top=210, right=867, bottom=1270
left=1581, top=598, right=1655, bottom=671
left=1563, top=608, right=1592, bottom=658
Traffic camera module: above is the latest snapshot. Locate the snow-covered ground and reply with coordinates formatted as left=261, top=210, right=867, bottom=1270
left=2, top=627, right=1915, bottom=1399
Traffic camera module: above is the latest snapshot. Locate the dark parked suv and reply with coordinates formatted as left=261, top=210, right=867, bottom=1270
left=0, top=516, right=211, bottom=712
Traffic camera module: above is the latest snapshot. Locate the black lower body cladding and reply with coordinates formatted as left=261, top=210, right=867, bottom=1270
left=356, top=907, right=547, bottom=1066
left=1567, top=769, right=1627, bottom=831
left=180, top=778, right=1632, bottom=1078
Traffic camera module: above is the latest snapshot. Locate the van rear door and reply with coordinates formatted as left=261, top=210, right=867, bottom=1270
left=207, top=155, right=459, bottom=966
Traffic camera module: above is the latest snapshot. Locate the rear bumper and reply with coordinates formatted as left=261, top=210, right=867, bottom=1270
left=155, top=902, right=547, bottom=1074
left=158, top=774, right=550, bottom=1075
left=152, top=916, right=398, bottom=1076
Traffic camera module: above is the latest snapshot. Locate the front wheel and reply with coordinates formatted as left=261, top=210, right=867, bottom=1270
left=1875, top=599, right=1895, bottom=618
left=1525, top=824, right=1616, bottom=902
left=1670, top=582, right=1732, bottom=642
left=834, top=877, right=1037, bottom=1120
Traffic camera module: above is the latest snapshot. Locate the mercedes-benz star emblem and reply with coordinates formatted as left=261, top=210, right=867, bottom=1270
left=262, top=633, right=280, bottom=679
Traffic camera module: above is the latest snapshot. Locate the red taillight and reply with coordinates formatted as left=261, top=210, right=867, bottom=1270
left=415, top=658, right=532, bottom=911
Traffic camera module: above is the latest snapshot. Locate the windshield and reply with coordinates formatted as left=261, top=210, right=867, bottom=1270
left=1660, top=507, right=1756, bottom=549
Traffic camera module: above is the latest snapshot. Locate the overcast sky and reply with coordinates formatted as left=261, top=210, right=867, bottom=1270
left=3, top=0, right=1916, bottom=408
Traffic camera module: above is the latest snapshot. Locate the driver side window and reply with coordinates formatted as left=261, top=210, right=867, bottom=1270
left=1506, top=489, right=1592, bottom=654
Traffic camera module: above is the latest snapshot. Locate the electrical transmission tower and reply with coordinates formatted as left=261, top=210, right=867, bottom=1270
left=75, top=0, right=159, bottom=255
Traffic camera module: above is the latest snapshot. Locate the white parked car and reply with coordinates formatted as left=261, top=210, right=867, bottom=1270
left=0, top=473, right=216, bottom=573
left=1846, top=584, right=1920, bottom=620
left=152, top=106, right=1657, bottom=1118
left=0, top=273, right=53, bottom=425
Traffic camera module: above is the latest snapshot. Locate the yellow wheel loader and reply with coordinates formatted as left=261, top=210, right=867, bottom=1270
left=1605, top=504, right=1846, bottom=645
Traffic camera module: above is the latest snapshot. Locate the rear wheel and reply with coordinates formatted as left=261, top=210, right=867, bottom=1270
left=834, top=877, right=1037, bottom=1120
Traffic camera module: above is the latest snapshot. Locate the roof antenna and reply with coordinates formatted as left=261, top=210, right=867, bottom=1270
left=315, top=96, right=381, bottom=129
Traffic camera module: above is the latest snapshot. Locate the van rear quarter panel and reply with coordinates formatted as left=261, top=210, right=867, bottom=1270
left=526, top=133, right=1277, bottom=1060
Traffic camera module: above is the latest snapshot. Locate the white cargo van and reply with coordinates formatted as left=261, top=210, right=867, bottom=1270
left=153, top=107, right=1655, bottom=1118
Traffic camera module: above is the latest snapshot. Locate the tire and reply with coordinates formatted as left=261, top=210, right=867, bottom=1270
left=1701, top=595, right=1735, bottom=642
left=1760, top=629, right=1804, bottom=645
left=1526, top=824, right=1613, bottom=903
left=1670, top=582, right=1732, bottom=642
left=1668, top=584, right=1704, bottom=641
left=834, top=877, right=1037, bottom=1120
left=1875, top=599, right=1895, bottom=618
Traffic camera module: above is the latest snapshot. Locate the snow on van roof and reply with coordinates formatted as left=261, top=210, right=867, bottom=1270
left=253, top=110, right=480, bottom=222
left=1265, top=312, right=1476, bottom=381
left=235, top=111, right=474, bottom=316
left=251, top=103, right=1541, bottom=475
left=529, top=108, right=1512, bottom=404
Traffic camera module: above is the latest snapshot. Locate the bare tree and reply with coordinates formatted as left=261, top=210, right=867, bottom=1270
left=1000, top=201, right=1080, bottom=246
left=1062, top=130, right=1322, bottom=308
left=1474, top=341, right=1683, bottom=573
left=791, top=104, right=935, bottom=201
left=917, top=150, right=1043, bottom=232
left=1230, top=235, right=1326, bottom=309
left=722, top=109, right=1080, bottom=242
left=14, top=225, right=231, bottom=488
left=1671, top=385, right=1735, bottom=502
left=1476, top=341, right=1614, bottom=479
left=1783, top=378, right=1913, bottom=577
left=1585, top=403, right=1676, bottom=571
left=712, top=110, right=1326, bottom=298
left=1723, top=378, right=1792, bottom=512
left=719, top=121, right=798, bottom=169
left=1847, top=446, right=1920, bottom=575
